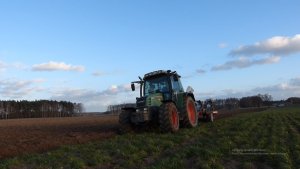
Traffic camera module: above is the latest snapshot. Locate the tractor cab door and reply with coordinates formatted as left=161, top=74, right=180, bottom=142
left=171, top=76, right=185, bottom=111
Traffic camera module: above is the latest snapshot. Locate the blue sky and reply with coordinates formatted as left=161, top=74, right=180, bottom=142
left=0, top=0, right=300, bottom=112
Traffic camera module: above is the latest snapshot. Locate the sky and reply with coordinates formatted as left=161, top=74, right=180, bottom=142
left=0, top=0, right=300, bottom=112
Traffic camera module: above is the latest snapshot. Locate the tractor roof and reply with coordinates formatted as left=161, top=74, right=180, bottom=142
left=143, top=70, right=181, bottom=80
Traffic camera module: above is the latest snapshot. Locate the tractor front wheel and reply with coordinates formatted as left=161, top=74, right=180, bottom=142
left=119, top=110, right=134, bottom=134
left=159, top=102, right=179, bottom=133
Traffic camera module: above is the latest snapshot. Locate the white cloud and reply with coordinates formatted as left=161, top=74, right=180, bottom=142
left=92, top=71, right=107, bottom=77
left=50, top=84, right=134, bottom=112
left=32, top=61, right=85, bottom=72
left=211, top=34, right=300, bottom=72
left=211, top=56, right=280, bottom=71
left=11, top=62, right=28, bottom=70
left=0, top=60, right=29, bottom=72
left=0, top=61, right=7, bottom=71
left=250, top=80, right=300, bottom=100
left=0, top=78, right=45, bottom=99
left=229, top=34, right=300, bottom=57
left=290, top=77, right=300, bottom=86
left=195, top=77, right=300, bottom=101
left=92, top=70, right=124, bottom=77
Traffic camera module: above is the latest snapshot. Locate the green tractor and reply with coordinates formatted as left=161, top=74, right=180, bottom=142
left=119, top=70, right=198, bottom=133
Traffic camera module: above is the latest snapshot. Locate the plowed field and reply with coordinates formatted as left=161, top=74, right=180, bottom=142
left=0, top=115, right=119, bottom=159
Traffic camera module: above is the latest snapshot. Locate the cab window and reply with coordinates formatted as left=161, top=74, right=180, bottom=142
left=144, top=76, right=170, bottom=96
left=171, top=76, right=184, bottom=92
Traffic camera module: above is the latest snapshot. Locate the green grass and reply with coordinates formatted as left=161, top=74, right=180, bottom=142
left=1, top=106, right=300, bottom=169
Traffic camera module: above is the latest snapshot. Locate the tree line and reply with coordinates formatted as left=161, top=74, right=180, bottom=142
left=214, top=94, right=273, bottom=109
left=0, top=100, right=83, bottom=119
left=214, top=94, right=300, bottom=109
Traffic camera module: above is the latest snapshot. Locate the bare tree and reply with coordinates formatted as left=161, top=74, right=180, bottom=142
left=0, top=100, right=83, bottom=119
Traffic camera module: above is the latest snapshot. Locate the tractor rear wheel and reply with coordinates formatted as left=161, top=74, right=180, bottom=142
left=119, top=110, right=134, bottom=134
left=159, top=102, right=179, bottom=133
left=182, top=96, right=198, bottom=128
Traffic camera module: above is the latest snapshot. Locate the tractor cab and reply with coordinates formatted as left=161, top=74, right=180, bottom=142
left=131, top=70, right=184, bottom=108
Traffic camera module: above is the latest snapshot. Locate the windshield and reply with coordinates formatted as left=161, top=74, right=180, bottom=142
left=144, top=76, right=170, bottom=96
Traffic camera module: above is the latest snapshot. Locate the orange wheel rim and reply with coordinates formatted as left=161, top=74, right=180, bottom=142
left=188, top=101, right=196, bottom=124
left=171, top=109, right=179, bottom=128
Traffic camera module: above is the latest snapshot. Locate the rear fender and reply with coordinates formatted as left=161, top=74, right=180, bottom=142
left=186, top=93, right=195, bottom=101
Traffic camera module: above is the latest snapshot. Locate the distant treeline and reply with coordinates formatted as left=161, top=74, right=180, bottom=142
left=214, top=94, right=300, bottom=109
left=0, top=100, right=83, bottom=119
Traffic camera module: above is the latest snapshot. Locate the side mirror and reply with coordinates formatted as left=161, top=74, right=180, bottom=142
left=131, top=83, right=135, bottom=91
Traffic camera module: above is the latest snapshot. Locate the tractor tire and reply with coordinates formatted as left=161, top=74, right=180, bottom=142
left=119, top=110, right=134, bottom=134
left=182, top=96, right=198, bottom=128
left=159, top=102, right=179, bottom=133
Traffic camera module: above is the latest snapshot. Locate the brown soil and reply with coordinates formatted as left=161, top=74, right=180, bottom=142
left=0, top=115, right=119, bottom=159
left=0, top=107, right=268, bottom=159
